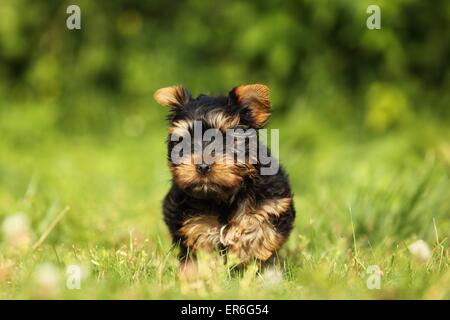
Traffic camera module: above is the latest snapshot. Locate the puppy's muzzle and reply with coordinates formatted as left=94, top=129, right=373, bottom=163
left=196, top=163, right=211, bottom=175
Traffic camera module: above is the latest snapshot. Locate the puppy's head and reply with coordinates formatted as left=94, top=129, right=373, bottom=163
left=154, top=84, right=271, bottom=200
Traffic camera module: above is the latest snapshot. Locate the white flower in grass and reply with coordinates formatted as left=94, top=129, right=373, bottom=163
left=408, top=240, right=432, bottom=263
left=261, top=268, right=283, bottom=287
left=32, top=263, right=61, bottom=297
left=1, top=213, right=32, bottom=248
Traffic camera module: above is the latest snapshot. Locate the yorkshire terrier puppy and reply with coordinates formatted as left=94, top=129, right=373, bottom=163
left=154, top=84, right=295, bottom=272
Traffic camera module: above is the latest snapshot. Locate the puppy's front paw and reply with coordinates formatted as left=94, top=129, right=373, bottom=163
left=219, top=225, right=237, bottom=247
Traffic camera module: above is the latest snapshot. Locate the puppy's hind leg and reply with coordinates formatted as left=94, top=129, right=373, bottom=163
left=178, top=246, right=199, bottom=281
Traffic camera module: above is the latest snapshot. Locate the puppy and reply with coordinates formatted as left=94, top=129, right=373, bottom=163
left=154, top=84, right=295, bottom=270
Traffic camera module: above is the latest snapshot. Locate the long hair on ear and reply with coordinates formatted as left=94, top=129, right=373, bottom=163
left=229, top=84, right=271, bottom=128
left=154, top=85, right=191, bottom=108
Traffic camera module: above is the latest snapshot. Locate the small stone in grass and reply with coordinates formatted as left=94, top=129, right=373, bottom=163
left=32, top=263, right=61, bottom=298
left=261, top=268, right=283, bottom=287
left=408, top=240, right=432, bottom=263
left=1, top=213, right=32, bottom=249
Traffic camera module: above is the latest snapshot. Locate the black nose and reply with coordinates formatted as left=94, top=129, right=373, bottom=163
left=196, top=164, right=211, bottom=175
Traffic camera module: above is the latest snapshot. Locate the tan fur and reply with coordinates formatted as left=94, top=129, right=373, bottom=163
left=170, top=153, right=246, bottom=192
left=168, top=119, right=192, bottom=136
left=259, top=197, right=292, bottom=218
left=179, top=215, right=222, bottom=252
left=179, top=198, right=291, bottom=262
left=234, top=84, right=271, bottom=127
left=221, top=197, right=292, bottom=262
left=208, top=162, right=244, bottom=188
left=154, top=85, right=190, bottom=107
left=170, top=164, right=198, bottom=187
left=205, top=111, right=240, bottom=132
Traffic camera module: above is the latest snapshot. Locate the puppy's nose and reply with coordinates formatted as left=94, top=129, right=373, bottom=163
left=196, top=164, right=211, bottom=175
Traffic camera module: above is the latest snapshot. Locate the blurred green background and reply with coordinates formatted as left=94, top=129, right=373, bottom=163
left=0, top=0, right=449, bottom=299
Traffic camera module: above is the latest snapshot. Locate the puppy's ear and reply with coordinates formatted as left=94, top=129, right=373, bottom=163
left=154, top=85, right=191, bottom=107
left=229, top=84, right=271, bottom=128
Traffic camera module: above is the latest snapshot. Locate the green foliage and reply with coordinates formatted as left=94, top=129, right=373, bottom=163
left=1, top=0, right=450, bottom=129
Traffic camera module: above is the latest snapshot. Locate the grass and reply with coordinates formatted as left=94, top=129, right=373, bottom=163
left=0, top=102, right=449, bottom=299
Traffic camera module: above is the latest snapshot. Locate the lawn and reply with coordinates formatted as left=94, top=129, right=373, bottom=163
left=0, top=100, right=448, bottom=299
